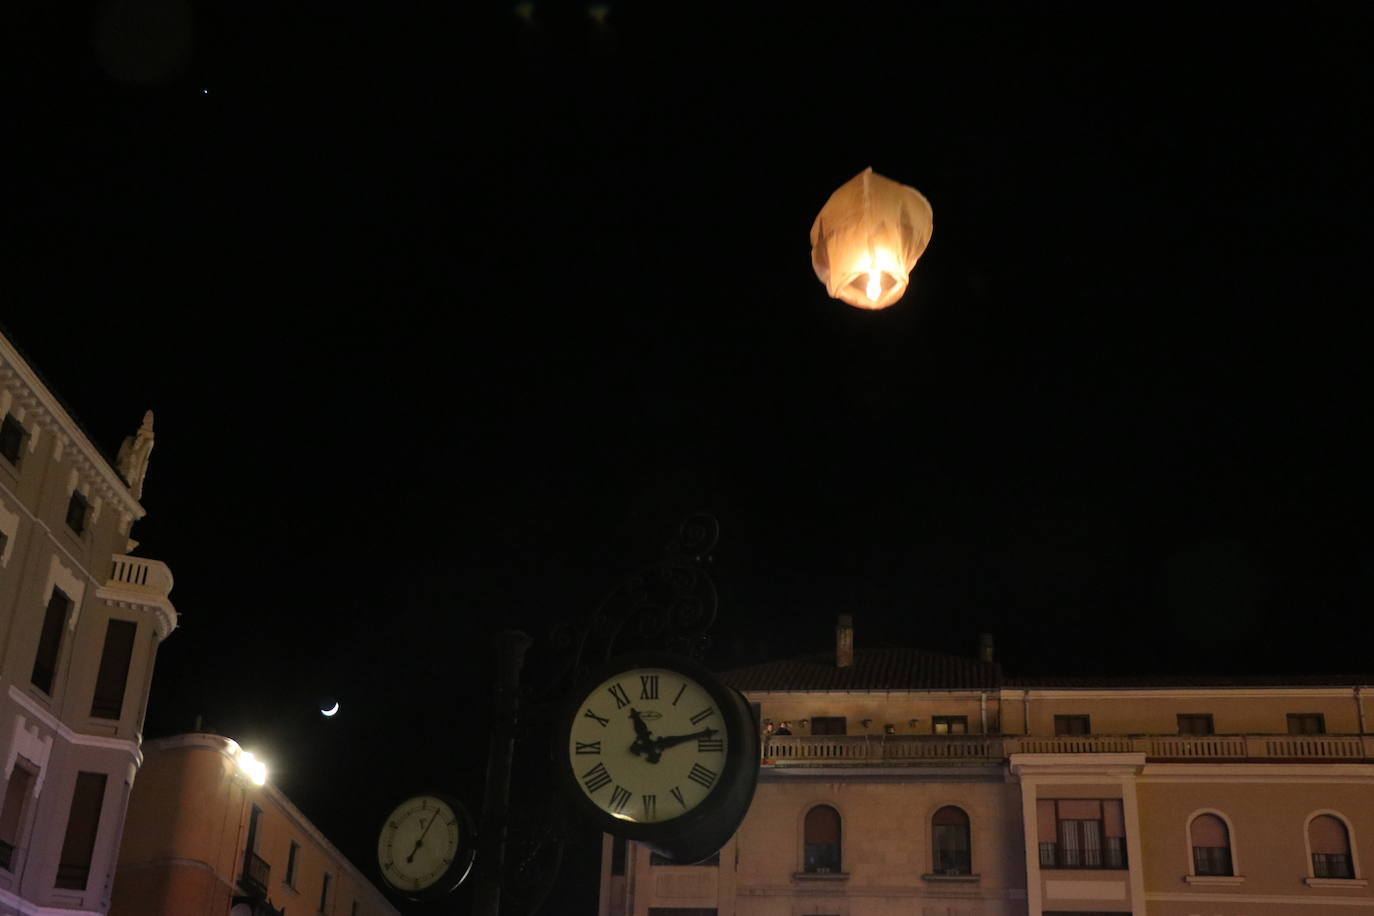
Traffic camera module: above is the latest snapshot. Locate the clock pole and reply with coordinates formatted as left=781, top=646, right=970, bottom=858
left=473, top=628, right=533, bottom=916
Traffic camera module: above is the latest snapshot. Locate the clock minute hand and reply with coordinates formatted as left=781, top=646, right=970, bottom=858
left=405, top=810, right=439, bottom=863
left=651, top=726, right=718, bottom=753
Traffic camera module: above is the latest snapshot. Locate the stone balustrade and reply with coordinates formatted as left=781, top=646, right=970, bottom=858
left=761, top=733, right=1374, bottom=766
left=105, top=554, right=175, bottom=600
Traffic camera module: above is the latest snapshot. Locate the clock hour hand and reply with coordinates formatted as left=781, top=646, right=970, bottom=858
left=628, top=708, right=663, bottom=764
left=651, top=726, right=717, bottom=753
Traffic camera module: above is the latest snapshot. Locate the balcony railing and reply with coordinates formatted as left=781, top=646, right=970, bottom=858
left=105, top=554, right=174, bottom=600
left=241, top=851, right=270, bottom=896
left=761, top=733, right=1374, bottom=765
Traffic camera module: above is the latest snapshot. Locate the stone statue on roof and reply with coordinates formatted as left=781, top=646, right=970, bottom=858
left=116, top=410, right=155, bottom=500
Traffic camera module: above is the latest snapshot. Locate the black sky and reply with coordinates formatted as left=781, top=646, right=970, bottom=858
left=6, top=3, right=1374, bottom=912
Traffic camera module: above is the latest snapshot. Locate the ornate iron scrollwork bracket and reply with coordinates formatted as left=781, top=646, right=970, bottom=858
left=526, top=512, right=720, bottom=710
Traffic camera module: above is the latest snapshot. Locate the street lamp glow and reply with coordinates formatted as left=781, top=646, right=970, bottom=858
left=810, top=167, right=933, bottom=310
left=239, top=750, right=268, bottom=785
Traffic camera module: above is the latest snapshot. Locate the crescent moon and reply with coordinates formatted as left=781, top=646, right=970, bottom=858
left=322, top=702, right=340, bottom=717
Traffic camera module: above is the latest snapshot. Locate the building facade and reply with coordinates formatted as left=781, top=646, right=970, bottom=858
left=0, top=331, right=177, bottom=915
left=110, top=733, right=401, bottom=916
left=600, top=616, right=1372, bottom=916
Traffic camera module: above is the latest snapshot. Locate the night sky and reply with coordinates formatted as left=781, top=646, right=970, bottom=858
left=6, top=3, right=1373, bottom=912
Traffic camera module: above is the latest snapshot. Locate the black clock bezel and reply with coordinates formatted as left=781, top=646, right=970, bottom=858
left=376, top=790, right=477, bottom=903
left=551, top=650, right=759, bottom=862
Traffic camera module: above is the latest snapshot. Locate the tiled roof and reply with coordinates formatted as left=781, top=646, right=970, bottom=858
left=721, top=648, right=1003, bottom=692
left=1006, top=673, right=1374, bottom=688
left=719, top=648, right=1372, bottom=692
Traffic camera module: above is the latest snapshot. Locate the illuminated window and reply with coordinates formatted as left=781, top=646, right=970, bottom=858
left=931, top=806, right=971, bottom=875
left=1177, top=714, right=1214, bottom=735
left=1288, top=713, right=1326, bottom=735
left=1054, top=715, right=1091, bottom=736
left=803, top=805, right=841, bottom=873
left=56, top=772, right=107, bottom=889
left=1037, top=799, right=1127, bottom=869
left=1189, top=813, right=1233, bottom=875
left=1309, top=815, right=1354, bottom=878
left=932, top=716, right=967, bottom=735
left=0, top=415, right=25, bottom=465
left=65, top=491, right=89, bottom=535
left=31, top=588, right=72, bottom=694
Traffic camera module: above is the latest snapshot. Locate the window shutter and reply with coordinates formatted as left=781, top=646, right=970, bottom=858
left=1036, top=800, right=1057, bottom=844
left=1190, top=814, right=1227, bottom=847
left=1102, top=800, right=1125, bottom=838
left=1310, top=815, right=1350, bottom=855
left=1058, top=799, right=1102, bottom=820
left=805, top=806, right=840, bottom=845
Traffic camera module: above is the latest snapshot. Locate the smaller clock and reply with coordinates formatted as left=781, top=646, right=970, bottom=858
left=376, top=793, right=476, bottom=902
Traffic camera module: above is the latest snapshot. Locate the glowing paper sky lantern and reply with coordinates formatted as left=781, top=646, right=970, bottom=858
left=810, top=167, right=933, bottom=310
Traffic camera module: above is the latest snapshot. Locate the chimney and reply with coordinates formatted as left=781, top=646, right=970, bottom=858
left=836, top=614, right=854, bottom=669
left=978, top=633, right=995, bottom=664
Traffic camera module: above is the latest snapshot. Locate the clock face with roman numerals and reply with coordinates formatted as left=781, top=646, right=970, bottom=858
left=567, top=665, right=729, bottom=824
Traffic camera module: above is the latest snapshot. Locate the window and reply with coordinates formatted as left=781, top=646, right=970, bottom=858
left=1189, top=813, right=1232, bottom=875
left=1309, top=815, right=1354, bottom=878
left=65, top=491, right=89, bottom=536
left=1054, top=715, right=1091, bottom=736
left=0, top=415, right=25, bottom=465
left=0, top=762, right=36, bottom=871
left=611, top=835, right=626, bottom=876
left=56, top=772, right=107, bottom=889
left=246, top=804, right=262, bottom=853
left=931, top=806, right=971, bottom=875
left=285, top=840, right=300, bottom=887
left=31, top=587, right=72, bottom=695
left=932, top=716, right=968, bottom=735
left=803, top=805, right=841, bottom=873
left=90, top=619, right=137, bottom=719
left=319, top=871, right=332, bottom=912
left=1037, top=799, right=1127, bottom=869
left=810, top=716, right=846, bottom=735
left=1177, top=714, right=1215, bottom=735
left=1288, top=713, right=1326, bottom=735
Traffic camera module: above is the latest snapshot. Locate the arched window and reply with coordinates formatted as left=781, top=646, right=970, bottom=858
left=932, top=806, right=971, bottom=875
left=803, top=805, right=841, bottom=873
left=1189, top=814, right=1233, bottom=875
left=1310, top=815, right=1354, bottom=878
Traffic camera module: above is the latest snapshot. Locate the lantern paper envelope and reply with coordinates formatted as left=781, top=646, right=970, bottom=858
left=810, top=167, right=933, bottom=310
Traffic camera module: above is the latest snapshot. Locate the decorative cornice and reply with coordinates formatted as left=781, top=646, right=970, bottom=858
left=1009, top=752, right=1146, bottom=778
left=96, top=595, right=178, bottom=641
left=6, top=683, right=143, bottom=767
left=0, top=334, right=144, bottom=521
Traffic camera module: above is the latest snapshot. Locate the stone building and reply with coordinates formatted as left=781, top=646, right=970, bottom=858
left=599, top=616, right=1372, bottom=916
left=0, top=330, right=177, bottom=915
left=111, top=733, right=401, bottom=916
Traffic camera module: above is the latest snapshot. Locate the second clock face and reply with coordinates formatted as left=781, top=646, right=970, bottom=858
left=567, top=666, right=729, bottom=824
